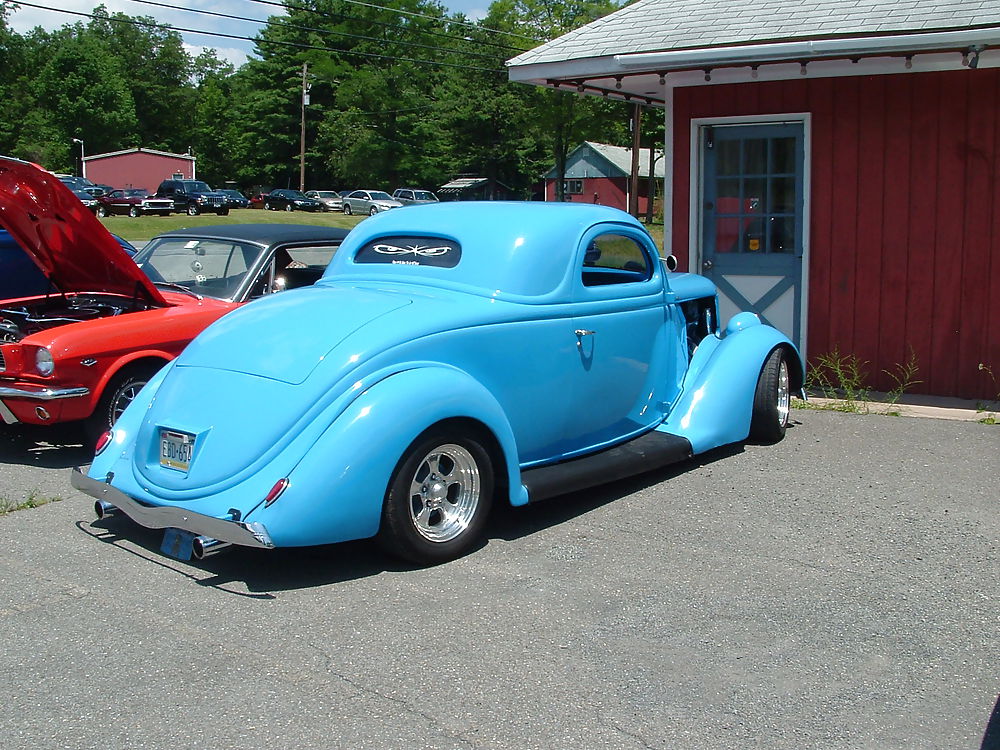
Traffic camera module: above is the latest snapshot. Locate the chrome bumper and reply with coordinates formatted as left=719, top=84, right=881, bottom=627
left=0, top=384, right=89, bottom=400
left=0, top=385, right=89, bottom=424
left=70, top=468, right=275, bottom=549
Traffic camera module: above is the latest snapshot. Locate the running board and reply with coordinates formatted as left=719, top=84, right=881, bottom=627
left=521, top=430, right=693, bottom=503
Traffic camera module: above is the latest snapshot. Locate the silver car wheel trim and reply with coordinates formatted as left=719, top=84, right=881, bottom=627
left=112, top=382, right=145, bottom=424
left=408, top=444, right=480, bottom=543
left=776, top=358, right=790, bottom=426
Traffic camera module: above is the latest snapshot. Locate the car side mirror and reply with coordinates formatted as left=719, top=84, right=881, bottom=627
left=662, top=255, right=678, bottom=272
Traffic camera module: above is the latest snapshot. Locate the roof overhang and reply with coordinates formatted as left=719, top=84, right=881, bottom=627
left=508, top=27, right=1000, bottom=106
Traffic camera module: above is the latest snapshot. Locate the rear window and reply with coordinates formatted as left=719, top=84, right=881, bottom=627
left=354, top=236, right=461, bottom=268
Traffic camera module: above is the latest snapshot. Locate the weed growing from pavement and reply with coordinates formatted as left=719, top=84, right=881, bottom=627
left=976, top=363, right=999, bottom=424
left=803, top=347, right=921, bottom=416
left=0, top=490, right=63, bottom=516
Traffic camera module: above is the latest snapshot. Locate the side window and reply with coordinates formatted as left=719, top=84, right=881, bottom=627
left=581, top=233, right=653, bottom=287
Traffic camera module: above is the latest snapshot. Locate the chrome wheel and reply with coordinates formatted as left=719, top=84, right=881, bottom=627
left=110, top=378, right=148, bottom=424
left=408, top=444, right=481, bottom=543
left=379, top=428, right=495, bottom=564
left=776, top=357, right=790, bottom=428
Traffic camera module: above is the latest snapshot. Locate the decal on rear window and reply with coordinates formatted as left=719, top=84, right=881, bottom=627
left=355, top=236, right=461, bottom=268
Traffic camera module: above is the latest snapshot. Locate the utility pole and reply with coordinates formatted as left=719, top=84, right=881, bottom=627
left=628, top=103, right=642, bottom=217
left=299, top=62, right=309, bottom=192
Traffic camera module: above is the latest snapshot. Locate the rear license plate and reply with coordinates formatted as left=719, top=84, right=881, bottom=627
left=161, top=528, right=195, bottom=560
left=160, top=429, right=194, bottom=471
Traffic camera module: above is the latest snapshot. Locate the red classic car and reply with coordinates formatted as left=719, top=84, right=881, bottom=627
left=96, top=188, right=174, bottom=218
left=0, top=157, right=349, bottom=440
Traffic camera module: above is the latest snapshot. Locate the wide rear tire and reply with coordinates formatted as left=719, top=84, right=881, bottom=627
left=749, top=347, right=791, bottom=444
left=378, top=427, right=494, bottom=565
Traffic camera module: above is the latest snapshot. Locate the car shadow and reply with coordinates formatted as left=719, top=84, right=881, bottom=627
left=75, top=443, right=746, bottom=596
left=487, top=443, right=745, bottom=543
left=0, top=422, right=93, bottom=469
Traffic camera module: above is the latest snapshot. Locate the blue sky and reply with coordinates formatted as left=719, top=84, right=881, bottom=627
left=7, top=0, right=494, bottom=67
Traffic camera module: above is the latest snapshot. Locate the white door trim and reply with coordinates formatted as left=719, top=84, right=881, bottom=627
left=687, top=113, right=811, bottom=360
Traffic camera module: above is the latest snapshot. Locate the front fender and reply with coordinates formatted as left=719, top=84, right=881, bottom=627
left=242, top=364, right=525, bottom=547
left=662, top=315, right=802, bottom=453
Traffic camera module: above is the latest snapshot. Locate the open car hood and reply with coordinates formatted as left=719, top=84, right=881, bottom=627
left=0, top=157, right=165, bottom=303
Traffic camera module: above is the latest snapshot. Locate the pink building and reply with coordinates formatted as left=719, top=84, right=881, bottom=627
left=82, top=148, right=196, bottom=193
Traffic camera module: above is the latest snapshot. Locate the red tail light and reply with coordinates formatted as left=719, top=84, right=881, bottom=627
left=94, top=430, right=113, bottom=455
left=264, top=478, right=289, bottom=506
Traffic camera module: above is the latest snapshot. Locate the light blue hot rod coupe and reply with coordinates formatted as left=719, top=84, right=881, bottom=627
left=73, top=202, right=803, bottom=564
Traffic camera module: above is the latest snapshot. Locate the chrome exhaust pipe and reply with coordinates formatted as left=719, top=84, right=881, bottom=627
left=94, top=500, right=118, bottom=519
left=192, top=535, right=232, bottom=560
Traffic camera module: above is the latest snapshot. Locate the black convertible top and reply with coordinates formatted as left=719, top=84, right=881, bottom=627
left=154, top=223, right=350, bottom=247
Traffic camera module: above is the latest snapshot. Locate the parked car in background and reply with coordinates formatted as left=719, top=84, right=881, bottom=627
left=263, top=189, right=324, bottom=212
left=0, top=155, right=348, bottom=440
left=305, top=190, right=343, bottom=212
left=82, top=184, right=114, bottom=197
left=338, top=190, right=353, bottom=199
left=71, top=189, right=99, bottom=214
left=155, top=179, right=229, bottom=216
left=219, top=189, right=250, bottom=209
left=342, top=189, right=403, bottom=215
left=73, top=201, right=803, bottom=566
left=249, top=193, right=267, bottom=209
left=97, top=188, right=174, bottom=218
left=57, top=174, right=96, bottom=192
left=392, top=188, right=439, bottom=206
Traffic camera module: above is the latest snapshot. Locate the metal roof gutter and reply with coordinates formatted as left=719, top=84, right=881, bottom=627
left=614, top=27, right=1000, bottom=69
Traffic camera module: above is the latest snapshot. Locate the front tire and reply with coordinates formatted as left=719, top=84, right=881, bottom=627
left=217, top=208, right=229, bottom=216
left=378, top=428, right=494, bottom=565
left=85, top=362, right=162, bottom=445
left=749, top=348, right=791, bottom=443
left=284, top=203, right=294, bottom=212
left=128, top=206, right=141, bottom=218
left=186, top=203, right=200, bottom=216
left=96, top=206, right=109, bottom=218
left=369, top=206, right=378, bottom=216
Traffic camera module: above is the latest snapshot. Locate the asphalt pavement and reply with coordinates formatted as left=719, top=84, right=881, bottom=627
left=0, top=410, right=997, bottom=749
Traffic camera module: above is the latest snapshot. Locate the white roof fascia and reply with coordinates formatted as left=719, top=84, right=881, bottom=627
left=509, top=28, right=1000, bottom=83
left=614, top=28, right=1000, bottom=69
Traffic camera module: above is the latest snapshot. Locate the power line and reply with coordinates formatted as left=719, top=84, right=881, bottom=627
left=244, top=0, right=532, bottom=53
left=245, top=0, right=545, bottom=44
left=12, top=2, right=507, bottom=74
left=122, top=0, right=501, bottom=62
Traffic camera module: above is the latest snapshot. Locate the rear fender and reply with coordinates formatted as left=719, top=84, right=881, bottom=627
left=243, top=364, right=524, bottom=547
left=662, top=314, right=802, bottom=453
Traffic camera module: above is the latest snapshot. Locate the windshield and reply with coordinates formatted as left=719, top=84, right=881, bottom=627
left=286, top=191, right=308, bottom=199
left=369, top=191, right=393, bottom=201
left=134, top=237, right=266, bottom=301
left=312, top=191, right=336, bottom=198
left=413, top=191, right=437, bottom=201
left=181, top=181, right=213, bottom=192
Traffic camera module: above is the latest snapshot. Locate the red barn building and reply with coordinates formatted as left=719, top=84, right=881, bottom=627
left=544, top=141, right=664, bottom=213
left=508, top=0, right=1000, bottom=400
left=82, top=148, right=196, bottom=193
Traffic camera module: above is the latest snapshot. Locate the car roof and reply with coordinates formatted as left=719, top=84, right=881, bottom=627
left=325, top=202, right=653, bottom=301
left=153, top=223, right=351, bottom=247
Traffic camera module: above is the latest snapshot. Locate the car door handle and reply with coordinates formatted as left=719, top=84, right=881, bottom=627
left=574, top=329, right=595, bottom=337
left=703, top=259, right=713, bottom=270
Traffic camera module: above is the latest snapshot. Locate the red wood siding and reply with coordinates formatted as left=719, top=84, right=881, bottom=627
left=672, top=69, right=1000, bottom=400
left=85, top=151, right=195, bottom=193
left=544, top=177, right=654, bottom=213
